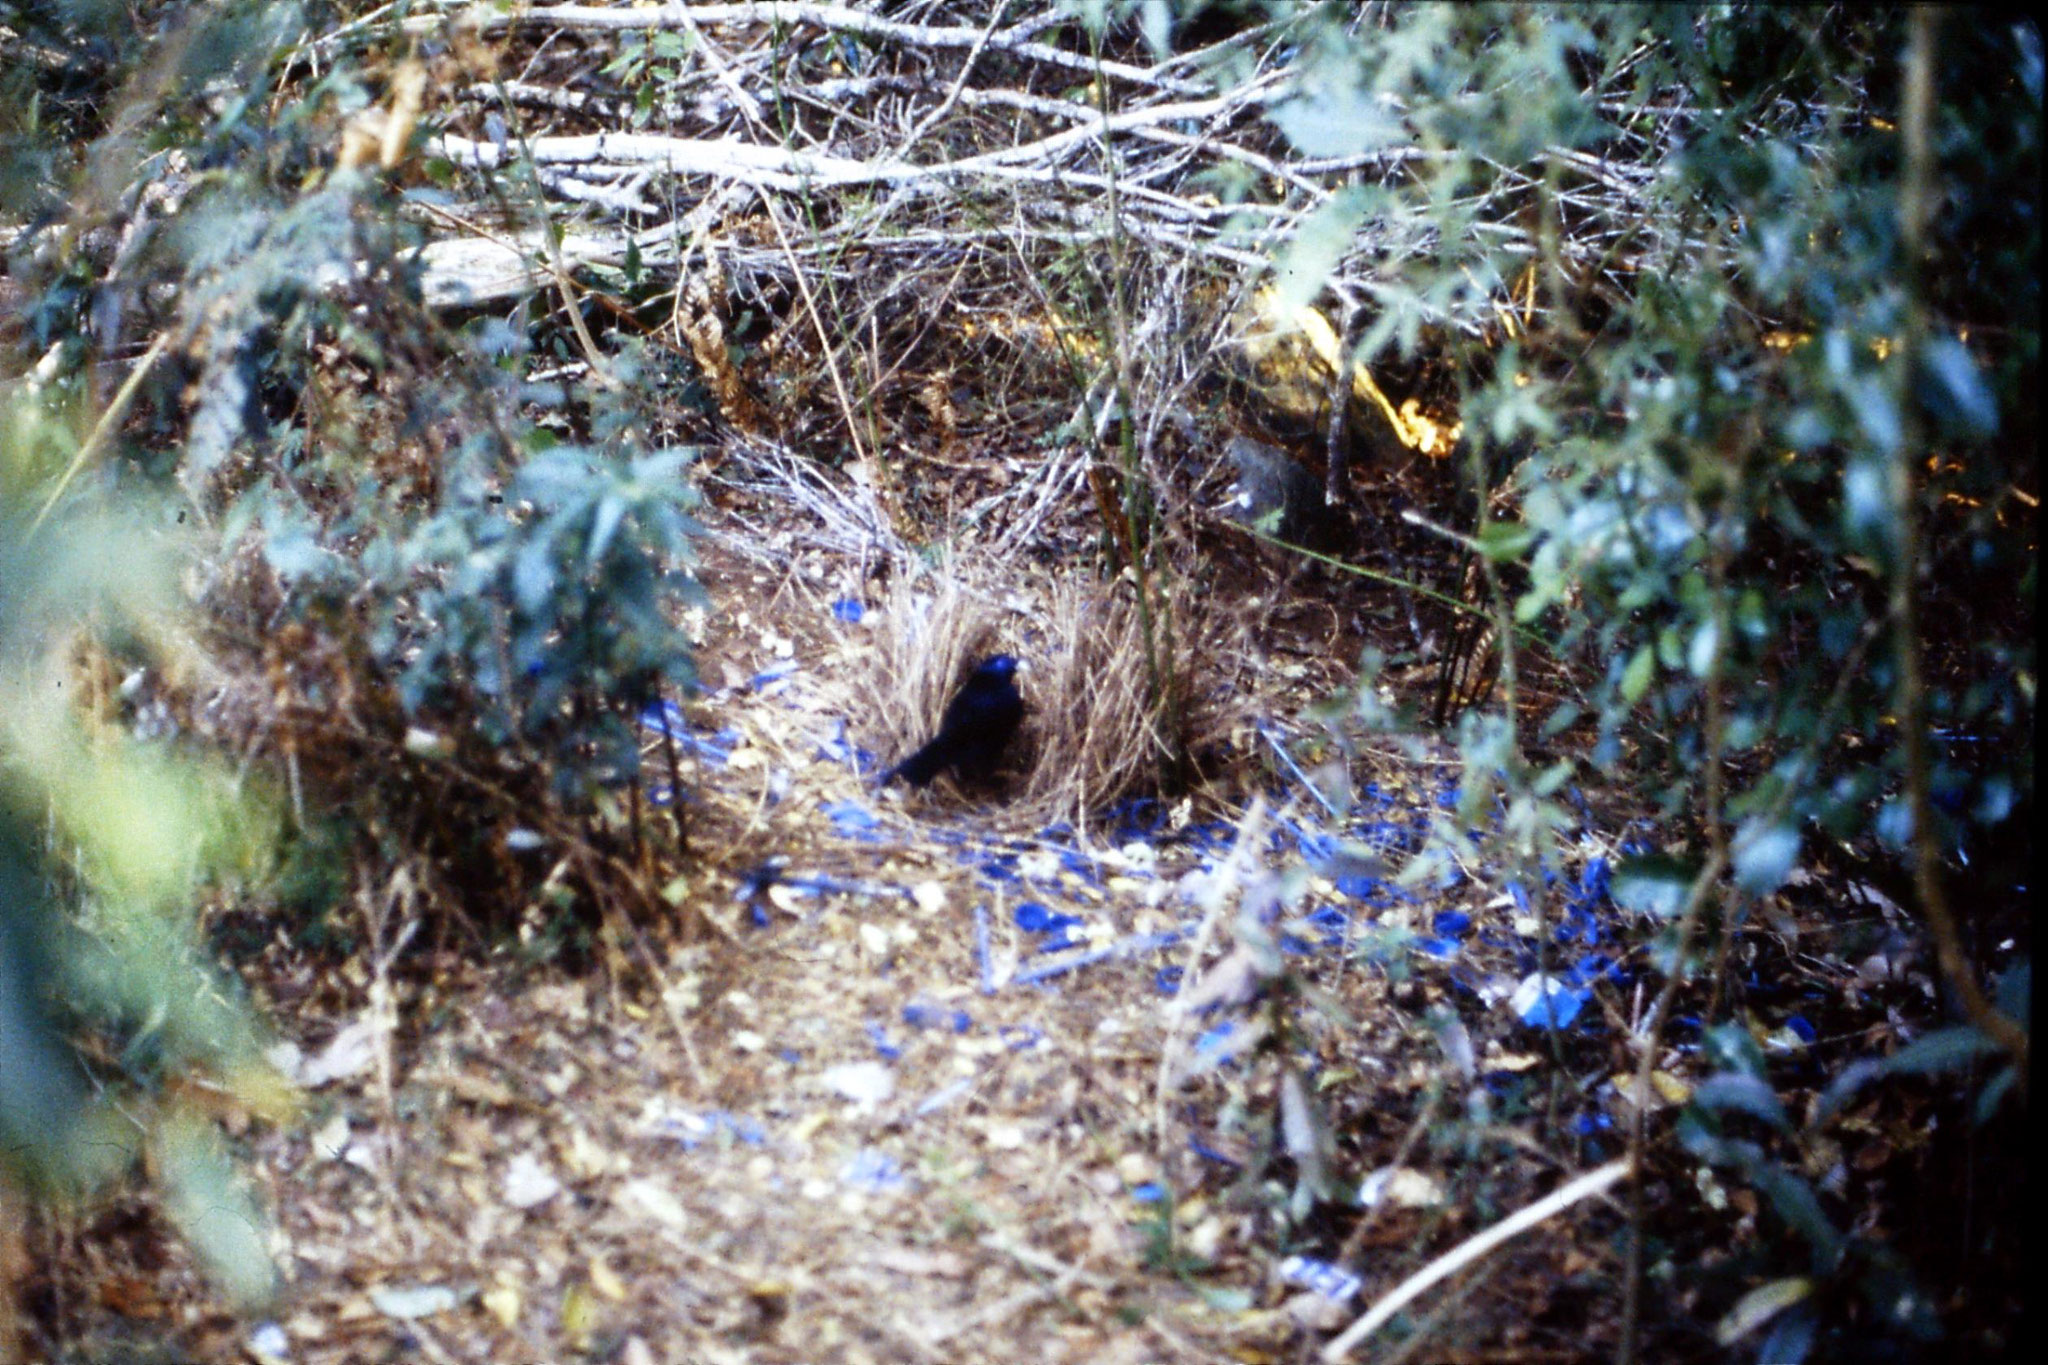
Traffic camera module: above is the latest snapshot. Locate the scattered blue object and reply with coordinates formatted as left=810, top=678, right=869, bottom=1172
left=839, top=1147, right=908, bottom=1194
left=999, top=1023, right=1044, bottom=1050
left=1784, top=1014, right=1817, bottom=1044
left=1193, top=1021, right=1243, bottom=1067
left=750, top=659, right=800, bottom=691
left=638, top=699, right=687, bottom=737
left=645, top=1109, right=767, bottom=1149
left=822, top=801, right=882, bottom=839
left=831, top=597, right=864, bottom=623
left=1278, top=1254, right=1362, bottom=1303
left=865, top=1020, right=903, bottom=1060
left=902, top=1001, right=972, bottom=1033
left=1187, top=1134, right=1241, bottom=1167
left=1011, top=929, right=1186, bottom=987
left=1014, top=902, right=1083, bottom=933
left=1514, top=973, right=1591, bottom=1029
left=1155, top=965, right=1184, bottom=995
left=1130, top=1182, right=1168, bottom=1203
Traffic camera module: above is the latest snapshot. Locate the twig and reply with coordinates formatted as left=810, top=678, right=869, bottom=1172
left=1320, top=1159, right=1630, bottom=1360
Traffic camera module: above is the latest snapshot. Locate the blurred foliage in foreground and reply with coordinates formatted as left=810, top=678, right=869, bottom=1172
left=2, top=397, right=286, bottom=1310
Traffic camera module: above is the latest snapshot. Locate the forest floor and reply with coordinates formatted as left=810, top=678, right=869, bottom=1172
left=37, top=469, right=1992, bottom=1365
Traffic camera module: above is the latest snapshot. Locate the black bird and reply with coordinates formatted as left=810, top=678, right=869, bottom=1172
left=883, top=654, right=1023, bottom=787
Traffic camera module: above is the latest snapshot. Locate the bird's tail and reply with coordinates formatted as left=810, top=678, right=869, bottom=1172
left=882, top=740, right=945, bottom=787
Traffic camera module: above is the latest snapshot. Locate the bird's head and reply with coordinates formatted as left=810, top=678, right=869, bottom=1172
left=974, top=654, right=1019, bottom=682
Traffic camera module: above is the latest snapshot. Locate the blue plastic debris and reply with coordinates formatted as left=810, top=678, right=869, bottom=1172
left=902, top=1001, right=972, bottom=1033
left=1010, top=929, right=1186, bottom=987
left=1278, top=1254, right=1362, bottom=1303
left=864, top=1020, right=903, bottom=1060
left=1155, top=965, right=1184, bottom=996
left=822, top=801, right=882, bottom=839
left=1512, top=973, right=1590, bottom=1029
left=999, top=1023, right=1044, bottom=1050
left=1130, top=1182, right=1168, bottom=1203
left=644, top=1109, right=768, bottom=1149
left=1193, top=1020, right=1243, bottom=1067
left=1187, top=1133, right=1242, bottom=1167
left=1784, top=1014, right=1817, bottom=1044
left=638, top=699, right=688, bottom=737
left=750, top=659, right=800, bottom=691
left=839, top=1147, right=908, bottom=1194
left=915, top=1077, right=974, bottom=1117
left=1013, top=902, right=1083, bottom=934
left=831, top=597, right=864, bottom=623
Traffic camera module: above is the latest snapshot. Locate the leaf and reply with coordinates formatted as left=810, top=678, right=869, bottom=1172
left=1919, top=336, right=1998, bottom=441
left=1731, top=819, right=1800, bottom=894
left=1715, top=1277, right=1814, bottom=1347
left=588, top=492, right=628, bottom=566
left=154, top=1109, right=278, bottom=1310
left=1269, top=187, right=1368, bottom=321
left=1270, top=79, right=1402, bottom=157
left=1752, top=1300, right=1819, bottom=1364
left=1610, top=854, right=1694, bottom=918
left=1691, top=1072, right=1791, bottom=1131
left=1880, top=1023, right=2002, bottom=1076
left=1620, top=644, right=1657, bottom=703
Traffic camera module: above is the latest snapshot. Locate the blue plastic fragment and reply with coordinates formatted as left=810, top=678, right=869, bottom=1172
left=839, top=1147, right=907, bottom=1194
left=865, top=1020, right=903, bottom=1060
left=823, top=801, right=881, bottom=837
left=645, top=1109, right=767, bottom=1149
left=831, top=597, right=864, bottom=623
left=1187, top=1134, right=1241, bottom=1167
left=1013, top=902, right=1082, bottom=933
left=1432, top=910, right=1472, bottom=936
left=1193, top=1021, right=1242, bottom=1066
left=1784, top=1014, right=1817, bottom=1044
left=1415, top=936, right=1461, bottom=960
left=1011, top=929, right=1185, bottom=987
left=1278, top=1254, right=1362, bottom=1303
left=915, top=1077, right=974, bottom=1117
left=638, top=699, right=687, bottom=737
left=1516, top=976, right=1590, bottom=1029
left=902, top=1001, right=971, bottom=1033
left=750, top=659, right=800, bottom=690
left=1155, top=965, right=1183, bottom=995
left=1130, top=1182, right=1167, bottom=1203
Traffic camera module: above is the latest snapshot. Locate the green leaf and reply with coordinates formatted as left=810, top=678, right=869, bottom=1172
left=155, top=1110, right=278, bottom=1310
left=1731, top=819, right=1800, bottom=894
left=1270, top=187, right=1368, bottom=321
left=1610, top=853, right=1694, bottom=918
left=1881, top=1024, right=2002, bottom=1076
left=1692, top=1072, right=1791, bottom=1131
left=1620, top=644, right=1656, bottom=703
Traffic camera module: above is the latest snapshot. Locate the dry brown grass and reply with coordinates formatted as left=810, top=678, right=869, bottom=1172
left=840, top=552, right=1263, bottom=830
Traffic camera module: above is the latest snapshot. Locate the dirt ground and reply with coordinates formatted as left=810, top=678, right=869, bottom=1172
left=33, top=497, right=1750, bottom=1365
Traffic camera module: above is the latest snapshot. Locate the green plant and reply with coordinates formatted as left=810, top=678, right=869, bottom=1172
left=3, top=397, right=285, bottom=1311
